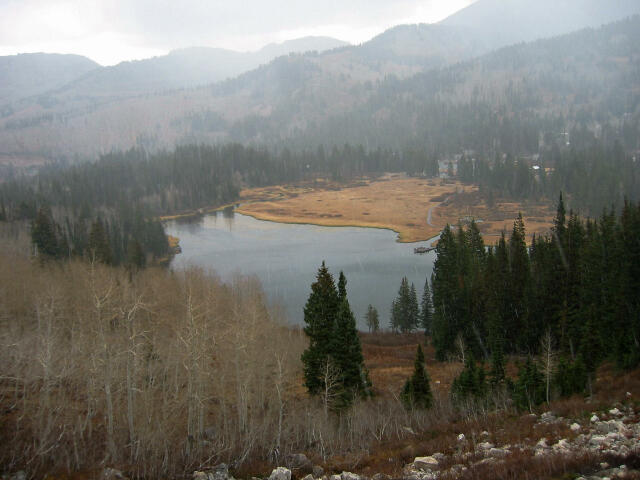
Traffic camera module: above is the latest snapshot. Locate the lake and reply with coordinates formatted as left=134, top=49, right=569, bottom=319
left=165, top=211, right=437, bottom=330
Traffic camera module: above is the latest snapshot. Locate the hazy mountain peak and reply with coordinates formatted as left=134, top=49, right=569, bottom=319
left=0, top=53, right=99, bottom=105
left=440, top=0, right=640, bottom=46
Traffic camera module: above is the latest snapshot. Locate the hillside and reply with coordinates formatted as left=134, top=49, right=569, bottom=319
left=1, top=14, right=639, bottom=164
left=0, top=53, right=99, bottom=106
left=441, top=0, right=640, bottom=46
left=44, top=36, right=350, bottom=100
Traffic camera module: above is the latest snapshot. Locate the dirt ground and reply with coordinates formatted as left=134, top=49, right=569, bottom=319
left=237, top=174, right=555, bottom=243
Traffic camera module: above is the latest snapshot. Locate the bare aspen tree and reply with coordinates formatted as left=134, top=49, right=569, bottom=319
left=540, top=328, right=555, bottom=404
left=320, top=358, right=341, bottom=418
left=455, top=333, right=466, bottom=364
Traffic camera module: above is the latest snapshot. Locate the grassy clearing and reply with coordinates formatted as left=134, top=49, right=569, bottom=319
left=237, top=175, right=555, bottom=243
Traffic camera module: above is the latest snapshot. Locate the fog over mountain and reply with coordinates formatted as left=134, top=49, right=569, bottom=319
left=1, top=0, right=640, bottom=164
left=441, top=0, right=640, bottom=46
left=0, top=53, right=99, bottom=105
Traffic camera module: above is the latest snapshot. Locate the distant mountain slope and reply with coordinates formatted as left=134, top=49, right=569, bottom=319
left=47, top=36, right=349, bottom=99
left=1, top=15, right=639, bottom=163
left=441, top=0, right=640, bottom=46
left=0, top=53, right=99, bottom=105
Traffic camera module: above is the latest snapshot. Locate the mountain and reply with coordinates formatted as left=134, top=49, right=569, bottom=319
left=0, top=53, right=99, bottom=105
left=41, top=36, right=349, bottom=100
left=1, top=13, right=639, bottom=164
left=440, top=0, right=640, bottom=47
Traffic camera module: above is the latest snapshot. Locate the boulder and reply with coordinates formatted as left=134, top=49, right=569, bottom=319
left=301, top=475, right=314, bottom=480
left=609, top=408, right=622, bottom=416
left=477, top=441, right=494, bottom=450
left=340, top=472, right=359, bottom=480
left=591, top=414, right=600, bottom=423
left=413, top=456, right=439, bottom=471
left=371, top=474, right=391, bottom=480
left=193, top=465, right=234, bottom=480
left=488, top=448, right=508, bottom=458
left=285, top=453, right=313, bottom=475
left=457, top=433, right=465, bottom=442
left=570, top=423, right=581, bottom=432
left=312, top=466, right=324, bottom=478
left=269, top=467, right=292, bottom=480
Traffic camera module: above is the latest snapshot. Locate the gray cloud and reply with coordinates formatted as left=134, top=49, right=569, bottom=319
left=0, top=0, right=474, bottom=64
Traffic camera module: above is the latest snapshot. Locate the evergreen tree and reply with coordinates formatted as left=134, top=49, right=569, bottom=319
left=31, top=206, right=60, bottom=259
left=390, top=277, right=418, bottom=333
left=302, top=264, right=370, bottom=406
left=554, top=356, right=587, bottom=398
left=409, top=283, right=419, bottom=330
left=451, top=354, right=487, bottom=403
left=127, top=238, right=146, bottom=270
left=301, top=262, right=340, bottom=395
left=365, top=304, right=380, bottom=333
left=88, top=219, right=113, bottom=265
left=401, top=345, right=433, bottom=409
left=419, top=279, right=433, bottom=335
left=513, top=357, right=545, bottom=412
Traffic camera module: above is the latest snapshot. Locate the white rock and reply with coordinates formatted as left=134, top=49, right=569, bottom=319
left=269, top=467, right=292, bottom=480
left=330, top=475, right=341, bottom=480
left=626, top=392, right=632, bottom=397
left=570, top=423, right=581, bottom=432
left=591, top=414, right=600, bottom=423
left=457, top=433, right=465, bottom=441
left=301, top=475, right=314, bottom=480
left=478, top=441, right=494, bottom=450
left=481, top=431, right=489, bottom=437
left=553, top=439, right=571, bottom=451
left=536, top=438, right=548, bottom=449
left=609, top=408, right=622, bottom=416
left=413, top=456, right=439, bottom=471
left=340, top=472, right=359, bottom=480
left=489, top=448, right=508, bottom=457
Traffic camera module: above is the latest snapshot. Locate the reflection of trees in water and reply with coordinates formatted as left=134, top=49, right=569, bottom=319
left=223, top=206, right=235, bottom=230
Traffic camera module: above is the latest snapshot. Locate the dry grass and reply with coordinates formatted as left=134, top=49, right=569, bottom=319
left=237, top=175, right=555, bottom=243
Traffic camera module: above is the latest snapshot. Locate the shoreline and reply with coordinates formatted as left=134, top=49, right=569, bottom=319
left=235, top=208, right=441, bottom=243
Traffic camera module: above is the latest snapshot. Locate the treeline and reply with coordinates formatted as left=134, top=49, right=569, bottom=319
left=0, top=143, right=440, bottom=264
left=0, top=143, right=439, bottom=223
left=457, top=144, right=640, bottom=215
left=431, top=196, right=640, bottom=382
left=30, top=206, right=168, bottom=266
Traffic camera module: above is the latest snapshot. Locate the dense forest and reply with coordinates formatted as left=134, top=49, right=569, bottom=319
left=431, top=196, right=640, bottom=395
left=457, top=144, right=640, bottom=215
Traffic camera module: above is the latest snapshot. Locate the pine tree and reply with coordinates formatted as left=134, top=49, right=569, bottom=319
left=365, top=304, right=380, bottom=333
left=451, top=354, right=487, bottom=403
left=409, top=283, right=419, bottom=331
left=302, top=264, right=370, bottom=406
left=419, top=279, right=433, bottom=335
left=513, top=357, right=545, bottom=412
left=88, top=219, right=113, bottom=265
left=31, top=206, right=60, bottom=259
left=301, top=262, right=340, bottom=395
left=390, top=277, right=417, bottom=333
left=509, top=213, right=532, bottom=351
left=127, top=238, right=146, bottom=270
left=401, top=345, right=433, bottom=409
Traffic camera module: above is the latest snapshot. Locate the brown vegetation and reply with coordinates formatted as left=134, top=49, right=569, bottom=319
left=237, top=175, right=554, bottom=243
left=2, top=253, right=638, bottom=480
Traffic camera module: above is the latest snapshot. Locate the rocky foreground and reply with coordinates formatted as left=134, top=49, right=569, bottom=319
left=3, top=403, right=639, bottom=480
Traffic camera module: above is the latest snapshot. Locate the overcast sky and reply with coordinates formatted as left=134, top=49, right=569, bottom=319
left=0, top=0, right=474, bottom=65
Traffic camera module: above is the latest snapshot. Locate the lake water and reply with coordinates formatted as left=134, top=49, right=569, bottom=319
left=165, top=212, right=438, bottom=330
